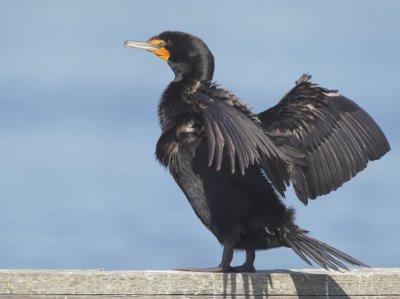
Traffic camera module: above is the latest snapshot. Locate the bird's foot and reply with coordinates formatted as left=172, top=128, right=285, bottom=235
left=174, top=266, right=236, bottom=273
left=232, top=264, right=256, bottom=273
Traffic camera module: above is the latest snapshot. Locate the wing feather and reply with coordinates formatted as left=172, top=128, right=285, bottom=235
left=259, top=74, right=390, bottom=204
left=195, top=90, right=293, bottom=194
left=203, top=112, right=216, bottom=167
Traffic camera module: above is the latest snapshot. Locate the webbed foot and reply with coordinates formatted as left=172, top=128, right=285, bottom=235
left=232, top=264, right=256, bottom=273
left=174, top=266, right=236, bottom=273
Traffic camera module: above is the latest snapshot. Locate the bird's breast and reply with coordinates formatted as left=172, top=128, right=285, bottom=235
left=156, top=113, right=203, bottom=168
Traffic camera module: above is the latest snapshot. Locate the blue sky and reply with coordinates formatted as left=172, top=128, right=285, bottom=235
left=0, top=0, right=398, bottom=269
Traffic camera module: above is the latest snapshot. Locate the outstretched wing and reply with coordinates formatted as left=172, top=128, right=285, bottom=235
left=258, top=74, right=390, bottom=204
left=193, top=89, right=297, bottom=196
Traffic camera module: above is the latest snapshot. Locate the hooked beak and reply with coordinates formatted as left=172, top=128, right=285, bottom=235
left=124, top=40, right=160, bottom=52
left=124, top=39, right=171, bottom=61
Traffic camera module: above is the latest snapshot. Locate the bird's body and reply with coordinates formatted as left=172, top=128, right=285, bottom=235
left=125, top=31, right=390, bottom=272
left=156, top=82, right=289, bottom=252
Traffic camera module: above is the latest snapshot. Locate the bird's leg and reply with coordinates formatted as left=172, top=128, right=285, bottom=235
left=174, top=235, right=236, bottom=273
left=233, top=249, right=256, bottom=273
left=217, top=238, right=235, bottom=271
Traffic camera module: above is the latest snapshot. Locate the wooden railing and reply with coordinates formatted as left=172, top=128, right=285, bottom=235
left=0, top=268, right=399, bottom=297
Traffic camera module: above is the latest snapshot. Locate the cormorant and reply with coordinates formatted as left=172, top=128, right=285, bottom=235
left=124, top=31, right=390, bottom=272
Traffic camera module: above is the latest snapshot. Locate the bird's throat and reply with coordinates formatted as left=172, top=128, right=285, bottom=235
left=169, top=54, right=214, bottom=84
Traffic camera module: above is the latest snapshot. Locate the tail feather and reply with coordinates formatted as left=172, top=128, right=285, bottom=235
left=284, top=237, right=312, bottom=266
left=283, top=227, right=368, bottom=271
left=291, top=234, right=342, bottom=271
left=304, top=235, right=368, bottom=267
left=293, top=234, right=349, bottom=271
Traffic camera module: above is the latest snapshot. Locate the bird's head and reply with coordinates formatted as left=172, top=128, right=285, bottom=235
left=124, top=31, right=215, bottom=82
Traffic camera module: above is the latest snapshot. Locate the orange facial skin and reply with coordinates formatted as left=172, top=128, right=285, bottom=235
left=149, top=39, right=170, bottom=61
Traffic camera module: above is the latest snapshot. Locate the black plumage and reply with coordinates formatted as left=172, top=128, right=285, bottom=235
left=258, top=74, right=390, bottom=203
left=124, top=31, right=390, bottom=272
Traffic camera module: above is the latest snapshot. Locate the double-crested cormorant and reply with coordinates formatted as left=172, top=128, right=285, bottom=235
left=124, top=31, right=390, bottom=272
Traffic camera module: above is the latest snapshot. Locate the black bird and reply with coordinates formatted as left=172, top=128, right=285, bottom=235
left=124, top=31, right=390, bottom=272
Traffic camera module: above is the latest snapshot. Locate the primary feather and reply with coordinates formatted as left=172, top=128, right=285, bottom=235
left=258, top=74, right=390, bottom=203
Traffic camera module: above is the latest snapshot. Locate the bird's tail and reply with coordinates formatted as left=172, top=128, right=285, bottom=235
left=282, top=225, right=368, bottom=271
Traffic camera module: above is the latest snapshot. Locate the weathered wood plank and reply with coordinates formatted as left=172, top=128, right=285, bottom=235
left=0, top=268, right=399, bottom=297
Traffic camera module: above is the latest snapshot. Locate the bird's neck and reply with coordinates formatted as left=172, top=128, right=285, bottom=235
left=169, top=53, right=215, bottom=83
left=157, top=81, right=195, bottom=131
left=158, top=57, right=215, bottom=131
